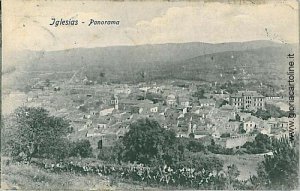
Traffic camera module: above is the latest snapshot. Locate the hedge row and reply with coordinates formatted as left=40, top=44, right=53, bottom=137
left=31, top=159, right=224, bottom=189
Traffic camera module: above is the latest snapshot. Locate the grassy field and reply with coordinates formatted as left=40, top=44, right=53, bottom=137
left=1, top=154, right=264, bottom=190
left=214, top=154, right=265, bottom=180
left=1, top=162, right=160, bottom=191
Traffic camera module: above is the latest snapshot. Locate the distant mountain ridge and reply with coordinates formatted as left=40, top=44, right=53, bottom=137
left=17, top=40, right=284, bottom=70
left=4, top=40, right=297, bottom=87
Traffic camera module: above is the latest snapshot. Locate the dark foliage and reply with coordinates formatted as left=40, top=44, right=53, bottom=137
left=206, top=139, right=234, bottom=155
left=145, top=92, right=164, bottom=103
left=220, top=133, right=231, bottom=138
left=70, top=140, right=94, bottom=158
left=121, top=118, right=178, bottom=166
left=238, top=123, right=246, bottom=134
left=242, top=133, right=272, bottom=154
left=217, top=99, right=229, bottom=108
left=251, top=104, right=289, bottom=120
left=251, top=136, right=299, bottom=190
left=4, top=107, right=72, bottom=161
left=192, top=89, right=206, bottom=99
left=186, top=140, right=206, bottom=153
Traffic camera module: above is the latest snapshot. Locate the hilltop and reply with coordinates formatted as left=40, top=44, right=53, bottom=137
left=3, top=40, right=297, bottom=90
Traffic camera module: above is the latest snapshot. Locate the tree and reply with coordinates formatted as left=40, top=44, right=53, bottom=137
left=266, top=104, right=289, bottom=118
left=45, top=79, right=51, bottom=87
left=145, top=92, right=164, bottom=103
left=192, top=89, right=206, bottom=99
left=99, top=72, right=105, bottom=78
left=78, top=104, right=88, bottom=112
left=235, top=114, right=241, bottom=121
left=252, top=109, right=271, bottom=120
left=189, top=132, right=195, bottom=139
left=255, top=133, right=272, bottom=153
left=252, top=104, right=289, bottom=120
left=217, top=99, right=229, bottom=108
left=97, top=140, right=103, bottom=149
left=226, top=164, right=240, bottom=189
left=187, top=140, right=206, bottom=152
left=4, top=107, right=72, bottom=161
left=259, top=137, right=299, bottom=190
left=250, top=162, right=269, bottom=189
left=121, top=118, right=177, bottom=166
left=238, top=123, right=246, bottom=134
left=70, top=139, right=93, bottom=158
left=211, top=139, right=216, bottom=146
left=220, top=133, right=230, bottom=138
left=242, top=133, right=272, bottom=154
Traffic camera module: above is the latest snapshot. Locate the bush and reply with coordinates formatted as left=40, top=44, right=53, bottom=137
left=70, top=140, right=93, bottom=158
left=220, top=133, right=230, bottom=138
left=121, top=118, right=178, bottom=166
left=187, top=140, right=206, bottom=153
left=251, top=136, right=299, bottom=190
left=207, top=143, right=234, bottom=155
left=241, top=133, right=272, bottom=154
left=97, top=147, right=116, bottom=161
left=192, top=89, right=206, bottom=99
left=30, top=154, right=225, bottom=189
left=145, top=92, right=164, bottom=103
left=251, top=104, right=289, bottom=120
left=3, top=107, right=72, bottom=161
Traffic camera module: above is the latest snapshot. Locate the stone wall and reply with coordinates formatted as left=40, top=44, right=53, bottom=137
left=225, top=135, right=256, bottom=148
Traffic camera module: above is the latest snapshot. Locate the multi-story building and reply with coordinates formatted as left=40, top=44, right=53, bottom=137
left=230, top=90, right=265, bottom=111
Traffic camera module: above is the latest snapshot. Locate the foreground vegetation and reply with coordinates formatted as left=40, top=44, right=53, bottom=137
left=1, top=158, right=161, bottom=190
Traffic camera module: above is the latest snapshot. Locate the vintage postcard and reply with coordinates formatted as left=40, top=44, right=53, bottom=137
left=1, top=0, right=299, bottom=190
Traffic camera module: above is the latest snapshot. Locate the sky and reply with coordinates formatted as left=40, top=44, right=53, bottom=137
left=3, top=0, right=299, bottom=54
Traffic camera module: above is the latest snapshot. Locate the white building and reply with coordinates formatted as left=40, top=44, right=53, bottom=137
left=150, top=106, right=158, bottom=113
left=100, top=108, right=114, bottom=116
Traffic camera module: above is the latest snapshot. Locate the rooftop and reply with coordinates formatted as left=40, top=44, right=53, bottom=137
left=231, top=91, right=264, bottom=98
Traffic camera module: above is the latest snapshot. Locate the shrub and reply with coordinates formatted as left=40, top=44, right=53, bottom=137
left=70, top=140, right=93, bottom=158
left=3, top=107, right=72, bottom=161
left=241, top=133, right=272, bottom=154
left=121, top=118, right=178, bottom=166
left=251, top=136, right=299, bottom=190
left=97, top=147, right=116, bottom=161
left=187, top=140, right=206, bottom=153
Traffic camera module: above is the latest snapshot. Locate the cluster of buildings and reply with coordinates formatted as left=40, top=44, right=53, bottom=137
left=25, top=79, right=290, bottom=149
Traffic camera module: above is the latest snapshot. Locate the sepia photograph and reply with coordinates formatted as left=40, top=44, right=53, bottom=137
left=1, top=0, right=299, bottom=190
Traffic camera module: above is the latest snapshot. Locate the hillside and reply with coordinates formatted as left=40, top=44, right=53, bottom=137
left=162, top=45, right=295, bottom=84
left=3, top=40, right=297, bottom=90
left=10, top=40, right=281, bottom=71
